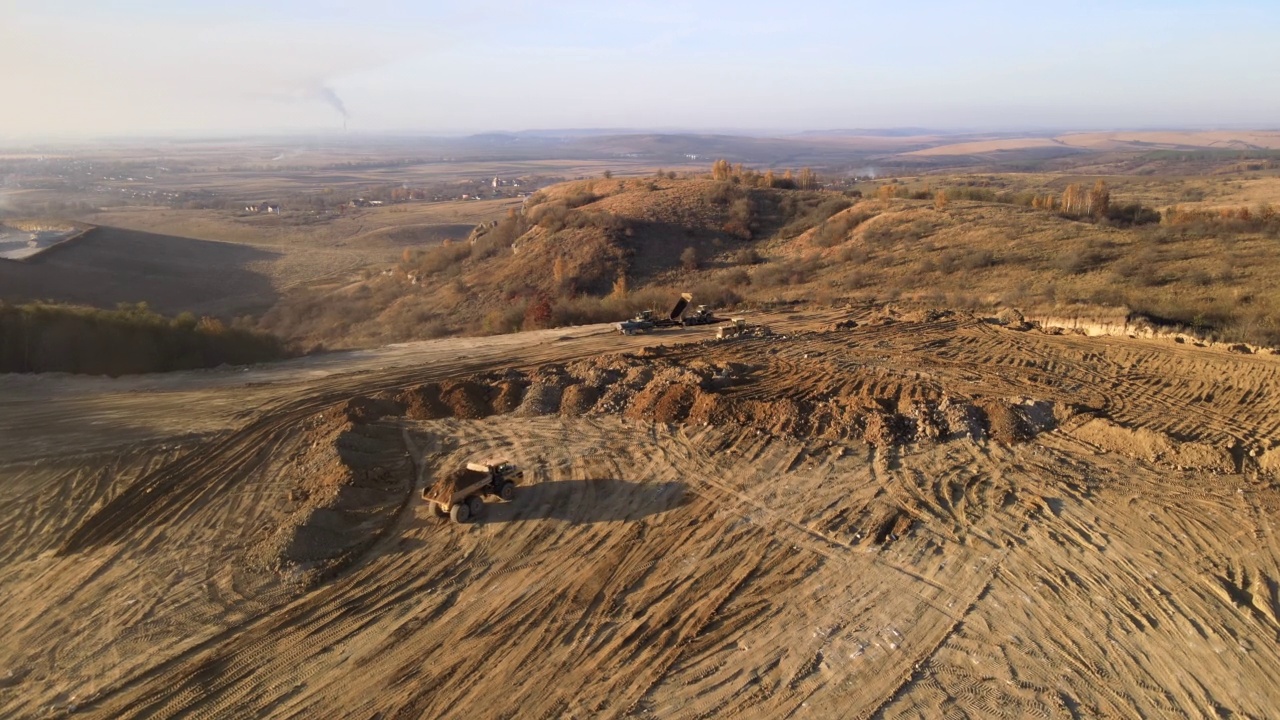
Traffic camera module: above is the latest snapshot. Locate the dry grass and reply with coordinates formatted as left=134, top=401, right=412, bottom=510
left=258, top=172, right=1280, bottom=348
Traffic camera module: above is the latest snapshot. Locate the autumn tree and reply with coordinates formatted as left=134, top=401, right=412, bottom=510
left=552, top=256, right=568, bottom=285
left=1089, top=180, right=1110, bottom=219
left=610, top=273, right=630, bottom=298
left=934, top=190, right=948, bottom=210
left=798, top=167, right=817, bottom=190
left=711, top=159, right=732, bottom=181
left=1061, top=183, right=1087, bottom=216
left=522, top=297, right=553, bottom=330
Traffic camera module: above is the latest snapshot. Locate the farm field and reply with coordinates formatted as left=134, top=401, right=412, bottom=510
left=3, top=309, right=1279, bottom=718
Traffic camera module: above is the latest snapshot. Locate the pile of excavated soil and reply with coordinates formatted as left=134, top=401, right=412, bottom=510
left=423, top=466, right=487, bottom=504
left=337, top=394, right=404, bottom=424
left=560, top=384, right=600, bottom=416
left=975, top=398, right=1031, bottom=443
left=491, top=380, right=527, bottom=414
left=379, top=347, right=1053, bottom=450
left=248, top=402, right=414, bottom=582
left=399, top=383, right=451, bottom=420
left=516, top=383, right=563, bottom=417
left=1071, top=417, right=1235, bottom=473
left=940, top=396, right=987, bottom=440
left=439, top=380, right=492, bottom=420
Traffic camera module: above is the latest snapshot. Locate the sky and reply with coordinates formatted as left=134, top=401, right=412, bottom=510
left=2, top=0, right=1279, bottom=138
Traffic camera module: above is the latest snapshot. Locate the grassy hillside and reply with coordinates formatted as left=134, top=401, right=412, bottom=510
left=262, top=170, right=1280, bottom=349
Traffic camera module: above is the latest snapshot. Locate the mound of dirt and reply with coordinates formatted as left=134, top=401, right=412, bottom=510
left=975, top=399, right=1030, bottom=443
left=650, top=384, right=703, bottom=424
left=338, top=394, right=405, bottom=423
left=940, top=397, right=987, bottom=440
left=399, top=383, right=451, bottom=420
left=1071, top=418, right=1234, bottom=472
left=863, top=411, right=911, bottom=446
left=440, top=380, right=492, bottom=420
left=249, top=412, right=414, bottom=583
left=490, top=380, right=527, bottom=414
left=1259, top=447, right=1280, bottom=475
left=516, top=383, right=563, bottom=416
left=560, top=384, right=600, bottom=416
left=903, top=399, right=946, bottom=441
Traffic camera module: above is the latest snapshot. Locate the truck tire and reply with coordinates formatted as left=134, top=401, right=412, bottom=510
left=467, top=495, right=484, bottom=518
left=499, top=481, right=516, bottom=501
left=450, top=502, right=470, bottom=523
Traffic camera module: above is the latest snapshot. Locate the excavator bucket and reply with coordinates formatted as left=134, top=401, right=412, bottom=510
left=668, top=293, right=693, bottom=321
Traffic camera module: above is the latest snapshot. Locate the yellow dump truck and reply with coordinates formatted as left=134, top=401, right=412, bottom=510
left=423, top=462, right=523, bottom=523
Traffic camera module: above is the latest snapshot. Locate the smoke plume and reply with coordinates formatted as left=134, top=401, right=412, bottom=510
left=316, top=85, right=349, bottom=119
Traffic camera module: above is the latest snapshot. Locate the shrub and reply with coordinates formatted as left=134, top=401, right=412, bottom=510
left=1105, top=202, right=1162, bottom=227
left=1057, top=247, right=1109, bottom=275
left=732, top=248, right=764, bottom=265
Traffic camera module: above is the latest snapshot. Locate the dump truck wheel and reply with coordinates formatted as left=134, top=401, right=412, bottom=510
left=499, top=481, right=516, bottom=502
left=467, top=495, right=484, bottom=518
left=450, top=503, right=470, bottom=523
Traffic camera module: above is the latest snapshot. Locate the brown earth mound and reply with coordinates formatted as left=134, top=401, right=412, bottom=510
left=249, top=411, right=414, bottom=582
left=399, top=383, right=451, bottom=420
left=975, top=399, right=1030, bottom=443
left=516, top=383, right=564, bottom=416
left=440, top=380, right=492, bottom=419
left=490, top=380, right=527, bottom=414
left=560, top=384, right=600, bottom=416
left=367, top=341, right=1051, bottom=449
left=1071, top=417, right=1235, bottom=473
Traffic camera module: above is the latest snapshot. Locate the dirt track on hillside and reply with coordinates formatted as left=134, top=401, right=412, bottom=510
left=3, top=310, right=1280, bottom=718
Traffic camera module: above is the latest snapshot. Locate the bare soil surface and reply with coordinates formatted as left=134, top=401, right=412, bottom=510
left=3, top=309, right=1280, bottom=718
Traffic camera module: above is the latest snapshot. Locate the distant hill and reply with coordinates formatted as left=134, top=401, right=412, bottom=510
left=0, top=226, right=280, bottom=316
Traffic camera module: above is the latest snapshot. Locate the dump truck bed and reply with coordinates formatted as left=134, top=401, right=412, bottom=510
left=667, top=293, right=693, bottom=321
left=424, top=467, right=491, bottom=505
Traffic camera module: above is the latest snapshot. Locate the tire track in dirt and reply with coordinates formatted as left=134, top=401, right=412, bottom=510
left=8, top=311, right=1280, bottom=718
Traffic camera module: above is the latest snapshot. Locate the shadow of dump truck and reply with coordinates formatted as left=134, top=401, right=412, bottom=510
left=477, top=479, right=687, bottom=526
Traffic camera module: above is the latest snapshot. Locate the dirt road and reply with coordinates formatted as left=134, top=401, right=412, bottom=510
left=2, top=310, right=1279, bottom=718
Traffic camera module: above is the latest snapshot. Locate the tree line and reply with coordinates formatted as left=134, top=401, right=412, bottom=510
left=0, top=302, right=288, bottom=375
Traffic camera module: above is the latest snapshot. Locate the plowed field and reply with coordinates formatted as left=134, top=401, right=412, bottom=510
left=3, top=310, right=1280, bottom=719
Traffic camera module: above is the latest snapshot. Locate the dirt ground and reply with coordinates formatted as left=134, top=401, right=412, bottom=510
left=2, top=309, right=1280, bottom=718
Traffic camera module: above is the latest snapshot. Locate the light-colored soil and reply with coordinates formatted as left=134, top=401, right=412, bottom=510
left=3, top=310, right=1280, bottom=718
left=905, top=138, right=1069, bottom=156
left=904, top=131, right=1280, bottom=156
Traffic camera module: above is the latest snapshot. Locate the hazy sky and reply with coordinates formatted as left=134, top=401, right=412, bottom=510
left=3, top=0, right=1279, bottom=138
